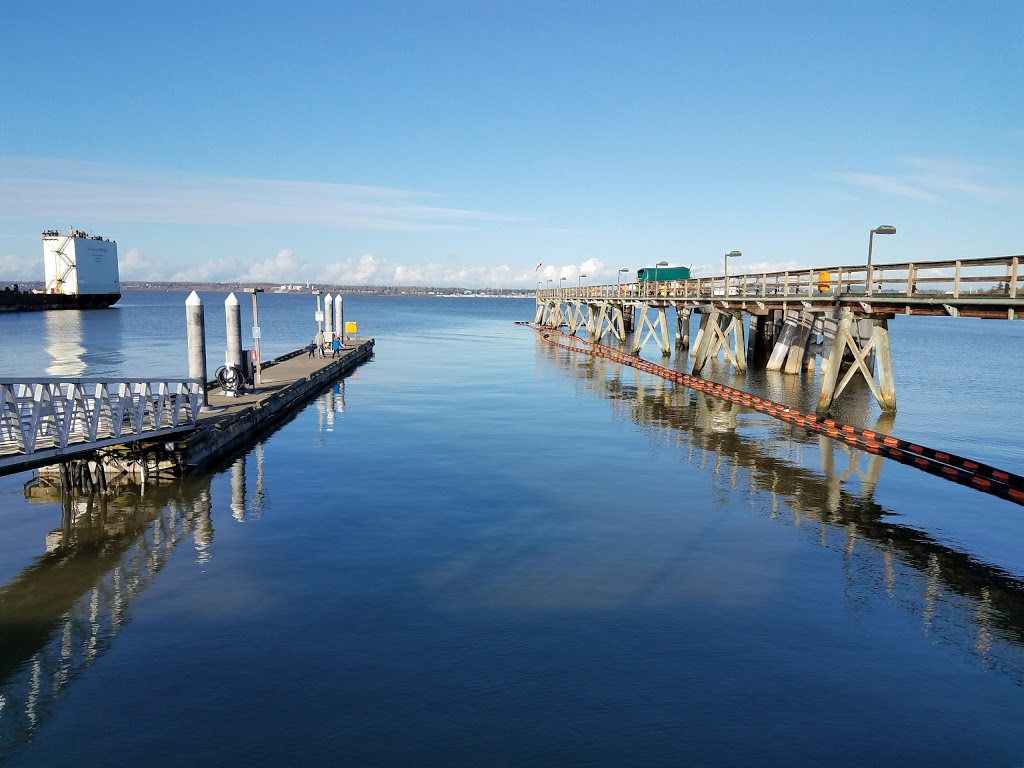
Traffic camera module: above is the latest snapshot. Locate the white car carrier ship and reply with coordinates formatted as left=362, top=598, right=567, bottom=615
left=0, top=229, right=121, bottom=312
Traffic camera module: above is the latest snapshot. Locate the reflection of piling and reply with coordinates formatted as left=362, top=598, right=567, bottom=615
left=186, top=291, right=209, bottom=406
left=193, top=486, right=214, bottom=564
left=231, top=455, right=246, bottom=522
left=225, top=292, right=243, bottom=372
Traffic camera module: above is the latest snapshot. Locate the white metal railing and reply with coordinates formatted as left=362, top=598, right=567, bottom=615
left=0, top=378, right=203, bottom=470
left=540, top=255, right=1023, bottom=303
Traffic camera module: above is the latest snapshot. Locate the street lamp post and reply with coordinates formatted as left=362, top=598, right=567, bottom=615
left=546, top=279, right=553, bottom=292
left=654, top=260, right=668, bottom=282
left=248, top=288, right=264, bottom=385
left=724, top=250, right=741, bottom=294
left=867, top=225, right=897, bottom=297
left=559, top=277, right=566, bottom=291
left=617, top=267, right=629, bottom=289
left=578, top=273, right=587, bottom=289
left=537, top=280, right=543, bottom=293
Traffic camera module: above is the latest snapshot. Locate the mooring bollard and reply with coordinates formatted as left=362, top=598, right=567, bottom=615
left=186, top=291, right=209, bottom=406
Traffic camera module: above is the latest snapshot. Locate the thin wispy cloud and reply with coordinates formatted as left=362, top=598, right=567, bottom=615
left=828, top=172, right=940, bottom=203
left=828, top=157, right=1021, bottom=205
left=0, top=157, right=512, bottom=231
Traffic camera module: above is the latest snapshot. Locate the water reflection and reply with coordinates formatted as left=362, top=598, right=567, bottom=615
left=315, top=381, right=346, bottom=441
left=0, top=473, right=214, bottom=755
left=42, top=308, right=126, bottom=378
left=43, top=311, right=86, bottom=377
left=537, top=337, right=1024, bottom=684
left=228, top=445, right=265, bottom=523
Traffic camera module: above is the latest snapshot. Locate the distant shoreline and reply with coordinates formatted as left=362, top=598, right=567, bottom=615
left=3, top=280, right=535, bottom=298
left=122, top=283, right=536, bottom=297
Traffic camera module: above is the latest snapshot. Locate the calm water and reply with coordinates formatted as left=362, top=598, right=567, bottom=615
left=1, top=292, right=1023, bottom=765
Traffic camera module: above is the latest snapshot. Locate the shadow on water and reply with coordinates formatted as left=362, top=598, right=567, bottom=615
left=538, top=337, right=1024, bottom=682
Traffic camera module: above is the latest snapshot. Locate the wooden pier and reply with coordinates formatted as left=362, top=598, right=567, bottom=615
left=536, top=254, right=1023, bottom=414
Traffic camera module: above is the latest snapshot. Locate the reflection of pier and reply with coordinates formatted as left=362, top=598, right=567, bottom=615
left=542, top=340, right=1024, bottom=682
left=0, top=475, right=215, bottom=755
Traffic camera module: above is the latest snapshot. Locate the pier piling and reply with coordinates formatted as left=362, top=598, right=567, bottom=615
left=225, top=292, right=243, bottom=374
left=325, top=293, right=334, bottom=341
left=186, top=291, right=209, bottom=407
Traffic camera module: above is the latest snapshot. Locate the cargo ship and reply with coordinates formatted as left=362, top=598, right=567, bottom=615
left=0, top=230, right=121, bottom=312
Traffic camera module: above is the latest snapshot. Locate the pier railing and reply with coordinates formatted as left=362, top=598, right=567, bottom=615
left=0, top=378, right=204, bottom=472
left=542, top=255, right=1022, bottom=306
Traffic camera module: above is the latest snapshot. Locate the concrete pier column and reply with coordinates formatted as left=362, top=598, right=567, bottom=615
left=783, top=311, right=814, bottom=375
left=690, top=309, right=720, bottom=373
left=623, top=305, right=636, bottom=333
left=612, top=305, right=626, bottom=341
left=747, top=314, right=765, bottom=361
left=335, top=296, right=344, bottom=344
left=224, top=292, right=243, bottom=372
left=675, top=307, right=691, bottom=348
left=766, top=310, right=783, bottom=351
left=186, top=291, right=209, bottom=406
left=766, top=311, right=799, bottom=371
left=817, top=309, right=840, bottom=374
left=690, top=311, right=711, bottom=359
left=873, top=319, right=897, bottom=410
left=324, top=293, right=334, bottom=341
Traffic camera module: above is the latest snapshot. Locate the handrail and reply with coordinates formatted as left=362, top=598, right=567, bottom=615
left=537, top=254, right=1024, bottom=305
left=0, top=378, right=204, bottom=470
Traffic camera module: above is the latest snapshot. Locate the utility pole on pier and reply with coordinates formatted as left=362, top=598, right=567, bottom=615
left=248, top=288, right=264, bottom=385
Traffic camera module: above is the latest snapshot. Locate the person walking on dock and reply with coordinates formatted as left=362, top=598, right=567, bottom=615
left=307, top=340, right=317, bottom=358
left=331, top=335, right=341, bottom=359
left=315, top=329, right=325, bottom=358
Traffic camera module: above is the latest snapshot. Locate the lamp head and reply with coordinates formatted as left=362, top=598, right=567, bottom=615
left=726, top=250, right=742, bottom=258
left=656, top=261, right=669, bottom=267
left=873, top=225, right=897, bottom=235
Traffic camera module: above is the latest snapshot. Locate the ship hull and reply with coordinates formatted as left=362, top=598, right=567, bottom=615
left=0, top=292, right=121, bottom=313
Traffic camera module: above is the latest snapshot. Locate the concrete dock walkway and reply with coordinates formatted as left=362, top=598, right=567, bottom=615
left=199, top=340, right=372, bottom=425
left=173, top=338, right=375, bottom=474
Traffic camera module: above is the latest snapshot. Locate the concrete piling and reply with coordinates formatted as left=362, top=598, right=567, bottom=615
left=324, top=293, right=334, bottom=341
left=186, top=291, right=209, bottom=406
left=225, top=292, right=243, bottom=372
left=335, top=296, right=344, bottom=345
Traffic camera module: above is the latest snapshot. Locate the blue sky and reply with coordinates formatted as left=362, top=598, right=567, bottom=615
left=1, top=1, right=1021, bottom=288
